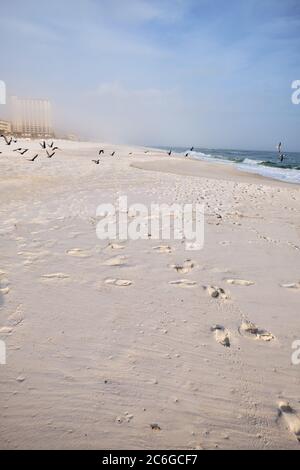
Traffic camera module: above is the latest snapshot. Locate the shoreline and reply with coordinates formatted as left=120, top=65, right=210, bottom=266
left=132, top=153, right=300, bottom=188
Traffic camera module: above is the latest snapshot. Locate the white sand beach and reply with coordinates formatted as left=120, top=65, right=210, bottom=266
left=0, top=140, right=300, bottom=450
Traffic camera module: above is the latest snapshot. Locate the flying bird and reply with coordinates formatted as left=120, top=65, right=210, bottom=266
left=46, top=150, right=56, bottom=158
left=92, top=159, right=100, bottom=164
left=28, top=154, right=39, bottom=162
left=48, top=141, right=54, bottom=148
left=13, top=148, right=29, bottom=155
left=1, top=135, right=13, bottom=145
left=99, top=149, right=104, bottom=155
left=190, top=147, right=194, bottom=152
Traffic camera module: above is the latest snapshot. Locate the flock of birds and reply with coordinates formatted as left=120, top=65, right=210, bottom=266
left=1, top=134, right=195, bottom=166
left=0, top=135, right=59, bottom=162
left=91, top=146, right=195, bottom=165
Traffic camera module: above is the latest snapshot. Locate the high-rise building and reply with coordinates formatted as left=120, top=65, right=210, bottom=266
left=11, top=95, right=54, bottom=137
left=0, top=119, right=11, bottom=135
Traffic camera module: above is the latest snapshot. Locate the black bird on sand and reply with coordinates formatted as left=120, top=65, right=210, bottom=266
left=40, top=140, right=46, bottom=149
left=185, top=152, right=189, bottom=157
left=92, top=159, right=100, bottom=164
left=48, top=141, right=54, bottom=148
left=111, top=151, right=115, bottom=156
left=99, top=149, right=104, bottom=155
left=167, top=149, right=172, bottom=156
left=28, top=154, right=39, bottom=162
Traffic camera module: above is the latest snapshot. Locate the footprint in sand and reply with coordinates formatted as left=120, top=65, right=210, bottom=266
left=41, top=273, right=70, bottom=280
left=170, top=259, right=195, bottom=274
left=226, top=279, right=254, bottom=286
left=66, top=248, right=91, bottom=258
left=239, top=320, right=274, bottom=342
left=105, top=278, right=133, bottom=287
left=278, top=401, right=300, bottom=442
left=153, top=245, right=172, bottom=254
left=103, top=256, right=127, bottom=267
left=105, top=242, right=125, bottom=251
left=169, top=279, right=197, bottom=288
left=7, top=306, right=24, bottom=327
left=204, top=286, right=229, bottom=300
left=211, top=325, right=231, bottom=347
left=0, top=278, right=10, bottom=295
left=280, top=282, right=300, bottom=290
left=0, top=326, right=13, bottom=335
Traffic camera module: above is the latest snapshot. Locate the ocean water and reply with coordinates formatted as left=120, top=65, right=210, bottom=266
left=163, top=147, right=300, bottom=184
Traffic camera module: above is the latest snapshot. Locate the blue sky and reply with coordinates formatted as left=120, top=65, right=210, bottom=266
left=0, top=0, right=300, bottom=150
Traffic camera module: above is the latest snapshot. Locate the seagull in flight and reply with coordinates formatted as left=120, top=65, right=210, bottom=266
left=99, top=149, right=104, bottom=155
left=92, top=159, right=100, bottom=164
left=46, top=150, right=56, bottom=158
left=1, top=135, right=13, bottom=145
left=13, top=148, right=29, bottom=155
left=27, top=154, right=39, bottom=162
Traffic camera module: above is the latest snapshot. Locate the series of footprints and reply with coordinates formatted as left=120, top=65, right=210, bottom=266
left=211, top=319, right=274, bottom=349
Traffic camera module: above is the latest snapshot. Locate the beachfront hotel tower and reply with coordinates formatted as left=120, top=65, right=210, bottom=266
left=10, top=95, right=54, bottom=138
